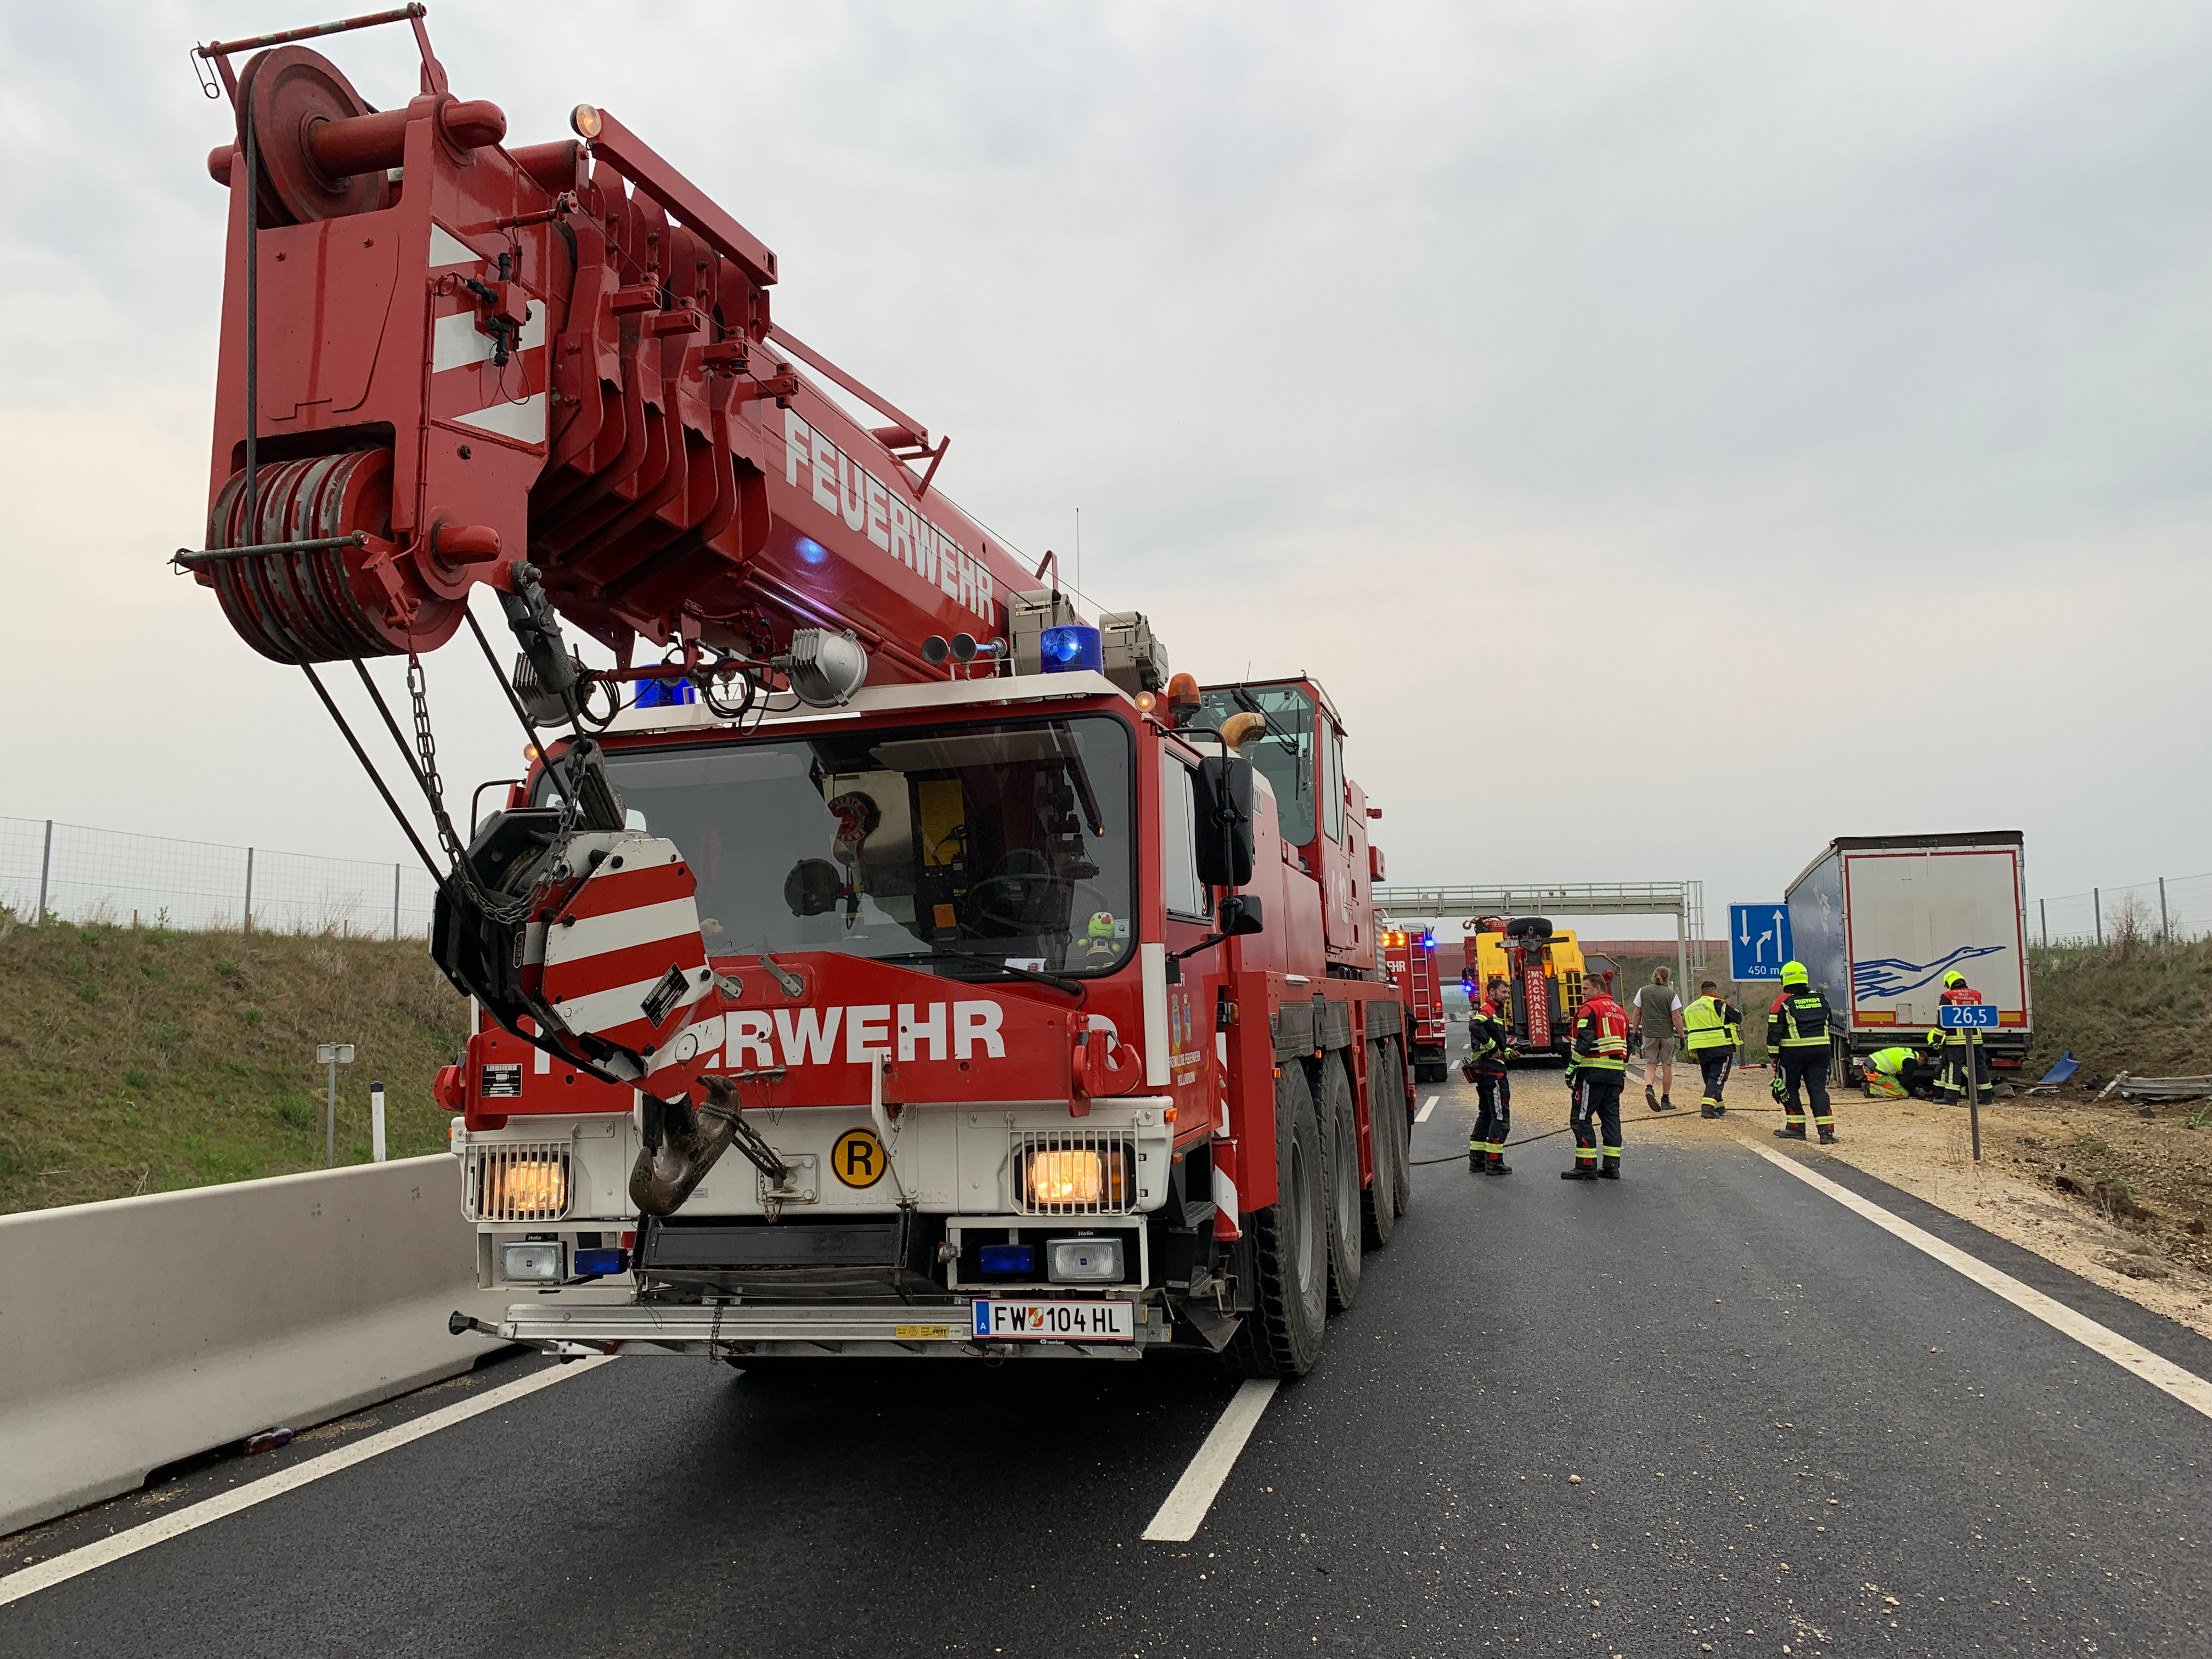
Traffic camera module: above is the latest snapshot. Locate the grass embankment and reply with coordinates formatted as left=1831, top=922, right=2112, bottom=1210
left=0, top=917, right=469, bottom=1215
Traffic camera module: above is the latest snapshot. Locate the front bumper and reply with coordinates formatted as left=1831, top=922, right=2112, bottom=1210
left=479, top=1297, right=1171, bottom=1360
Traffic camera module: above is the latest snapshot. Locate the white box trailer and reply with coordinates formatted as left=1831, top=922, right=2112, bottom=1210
left=1784, top=832, right=2032, bottom=1076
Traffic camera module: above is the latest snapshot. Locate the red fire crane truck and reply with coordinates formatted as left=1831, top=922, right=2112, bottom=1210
left=179, top=9, right=1414, bottom=1377
left=1379, top=928, right=1449, bottom=1083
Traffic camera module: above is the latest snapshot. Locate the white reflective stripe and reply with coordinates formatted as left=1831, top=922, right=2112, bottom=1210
left=1214, top=1164, right=1238, bottom=1229
left=434, top=305, right=549, bottom=374
left=1141, top=943, right=1169, bottom=1088
left=0, top=1358, right=612, bottom=1609
left=546, top=896, right=704, bottom=963
left=1746, top=1142, right=2212, bottom=1422
left=1141, top=1380, right=1277, bottom=1541
left=428, top=223, right=481, bottom=270
left=552, top=968, right=709, bottom=1037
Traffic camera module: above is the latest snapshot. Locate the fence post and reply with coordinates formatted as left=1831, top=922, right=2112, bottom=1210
left=392, top=864, right=402, bottom=940
left=35, top=819, right=52, bottom=926
left=242, top=847, right=255, bottom=936
left=2039, top=898, right=2047, bottom=953
left=2161, top=877, right=2170, bottom=960
left=2094, top=887, right=2101, bottom=949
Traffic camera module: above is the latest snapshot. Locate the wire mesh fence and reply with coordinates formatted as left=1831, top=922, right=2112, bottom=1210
left=0, top=815, right=438, bottom=937
left=2032, top=873, right=2212, bottom=950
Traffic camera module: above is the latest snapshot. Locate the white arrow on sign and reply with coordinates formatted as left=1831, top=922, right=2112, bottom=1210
left=1773, top=909, right=1787, bottom=958
left=1740, top=911, right=1751, bottom=945
left=1757, top=927, right=1773, bottom=960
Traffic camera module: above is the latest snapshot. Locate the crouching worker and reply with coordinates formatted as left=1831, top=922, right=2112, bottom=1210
left=1865, top=1031, right=1943, bottom=1099
left=1682, top=979, right=1743, bottom=1119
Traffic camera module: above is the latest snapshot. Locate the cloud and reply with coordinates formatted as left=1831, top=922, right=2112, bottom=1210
left=2, top=0, right=2206, bottom=907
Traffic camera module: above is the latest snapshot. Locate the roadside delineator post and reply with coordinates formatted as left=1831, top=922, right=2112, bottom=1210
left=315, top=1042, right=356, bottom=1166
left=370, top=1080, right=387, bottom=1163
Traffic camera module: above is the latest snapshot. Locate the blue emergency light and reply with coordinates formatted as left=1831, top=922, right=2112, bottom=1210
left=978, top=1243, right=1035, bottom=1276
left=1039, top=624, right=1102, bottom=674
left=635, top=676, right=696, bottom=709
left=573, top=1247, right=628, bottom=1276
left=1422, top=933, right=1435, bottom=951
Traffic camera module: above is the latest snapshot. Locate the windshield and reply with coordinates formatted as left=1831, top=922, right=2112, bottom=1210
left=1193, top=682, right=1316, bottom=845
left=555, top=714, right=1136, bottom=977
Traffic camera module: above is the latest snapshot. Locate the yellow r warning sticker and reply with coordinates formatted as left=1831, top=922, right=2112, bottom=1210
left=895, top=1324, right=953, bottom=1340
left=831, top=1126, right=888, bottom=1189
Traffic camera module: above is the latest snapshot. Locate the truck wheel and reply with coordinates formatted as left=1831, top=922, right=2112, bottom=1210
left=1387, top=1040, right=1414, bottom=1220
left=1318, top=1056, right=1363, bottom=1312
left=1224, top=1062, right=1328, bottom=1378
left=1362, top=1043, right=1403, bottom=1249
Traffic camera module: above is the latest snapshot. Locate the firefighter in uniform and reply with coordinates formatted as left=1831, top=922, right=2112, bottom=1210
left=1681, top=979, right=1743, bottom=1119
left=1767, top=961, right=1838, bottom=1143
left=1563, top=977, right=1630, bottom=1180
left=1466, top=978, right=1515, bottom=1175
left=1934, top=969, right=1995, bottom=1106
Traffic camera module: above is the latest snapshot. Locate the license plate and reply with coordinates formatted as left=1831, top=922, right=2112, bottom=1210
left=970, top=1299, right=1135, bottom=1343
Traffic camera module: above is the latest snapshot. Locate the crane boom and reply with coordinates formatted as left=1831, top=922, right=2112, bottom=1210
left=190, top=41, right=1030, bottom=684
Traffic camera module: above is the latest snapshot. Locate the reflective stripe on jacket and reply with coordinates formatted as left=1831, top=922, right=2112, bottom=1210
left=1768, top=989, right=1834, bottom=1049
left=1571, top=995, right=1630, bottom=1072
left=1683, top=995, right=1740, bottom=1053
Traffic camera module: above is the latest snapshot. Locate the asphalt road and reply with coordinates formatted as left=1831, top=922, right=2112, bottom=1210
left=5, top=1066, right=2207, bottom=1657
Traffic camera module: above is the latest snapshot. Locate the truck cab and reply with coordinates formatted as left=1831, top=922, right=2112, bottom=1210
left=1462, top=918, right=1592, bottom=1062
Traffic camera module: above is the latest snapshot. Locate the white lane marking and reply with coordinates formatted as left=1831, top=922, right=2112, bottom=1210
left=0, top=1358, right=613, bottom=1607
left=1745, top=1142, right=2212, bottom=1421
left=1142, top=1379, right=1278, bottom=1542
left=1414, top=1095, right=1438, bottom=1123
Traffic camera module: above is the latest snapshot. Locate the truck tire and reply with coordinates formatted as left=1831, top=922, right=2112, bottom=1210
left=1387, top=1040, right=1414, bottom=1220
left=1224, top=1062, right=1329, bottom=1378
left=1362, top=1042, right=1404, bottom=1249
left=1318, top=1057, right=1364, bottom=1312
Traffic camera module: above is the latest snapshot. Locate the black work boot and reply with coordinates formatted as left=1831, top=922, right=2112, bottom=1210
left=1700, top=1103, right=1719, bottom=1120
left=1660, top=1094, right=1674, bottom=1111
left=1774, top=1125, right=1807, bottom=1141
left=1488, top=1154, right=1512, bottom=1176
left=1469, top=1149, right=1483, bottom=1174
left=1560, top=1164, right=1596, bottom=1181
left=1818, top=1127, right=1838, bottom=1145
left=1598, top=1158, right=1622, bottom=1181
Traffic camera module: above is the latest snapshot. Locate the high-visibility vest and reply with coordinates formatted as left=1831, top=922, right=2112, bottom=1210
left=1683, top=995, right=1736, bottom=1053
left=1868, top=1046, right=1918, bottom=1076
left=1770, top=990, right=1833, bottom=1049
left=1571, top=997, right=1629, bottom=1071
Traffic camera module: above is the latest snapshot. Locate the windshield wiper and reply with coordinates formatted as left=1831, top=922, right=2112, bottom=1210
left=871, top=948, right=1085, bottom=998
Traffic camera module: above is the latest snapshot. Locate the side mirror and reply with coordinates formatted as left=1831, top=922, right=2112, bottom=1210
left=1217, top=894, right=1264, bottom=936
left=1193, top=755, right=1256, bottom=889
left=783, top=857, right=843, bottom=917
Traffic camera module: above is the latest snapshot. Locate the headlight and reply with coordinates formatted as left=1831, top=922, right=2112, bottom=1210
left=1046, top=1237, right=1125, bottom=1283
left=476, top=1153, right=569, bottom=1220
left=1017, top=1147, right=1130, bottom=1211
left=500, top=1240, right=566, bottom=1283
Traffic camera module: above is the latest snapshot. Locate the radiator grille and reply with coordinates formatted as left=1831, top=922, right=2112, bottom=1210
left=1010, top=1129, right=1137, bottom=1217
left=464, top=1139, right=573, bottom=1223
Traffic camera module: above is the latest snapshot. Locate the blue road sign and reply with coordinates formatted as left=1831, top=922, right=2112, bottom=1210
left=1939, top=1003, right=2000, bottom=1029
left=1729, top=903, right=1795, bottom=980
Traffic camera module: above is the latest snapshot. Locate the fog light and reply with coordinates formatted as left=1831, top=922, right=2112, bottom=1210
left=501, top=1240, right=566, bottom=1283
left=1046, top=1237, right=1124, bottom=1283
left=978, top=1243, right=1034, bottom=1277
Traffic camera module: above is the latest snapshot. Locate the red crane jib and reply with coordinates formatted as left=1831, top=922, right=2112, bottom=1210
left=195, top=45, right=1026, bottom=676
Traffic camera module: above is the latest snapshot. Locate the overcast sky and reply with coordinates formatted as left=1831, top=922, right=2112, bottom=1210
left=4, top=0, right=2208, bottom=934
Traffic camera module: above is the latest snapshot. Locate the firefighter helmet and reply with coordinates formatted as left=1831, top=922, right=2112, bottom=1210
left=1780, top=961, right=1809, bottom=986
left=1942, top=969, right=1966, bottom=989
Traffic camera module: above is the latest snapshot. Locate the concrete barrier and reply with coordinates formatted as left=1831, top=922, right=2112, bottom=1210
left=0, top=1154, right=506, bottom=1536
